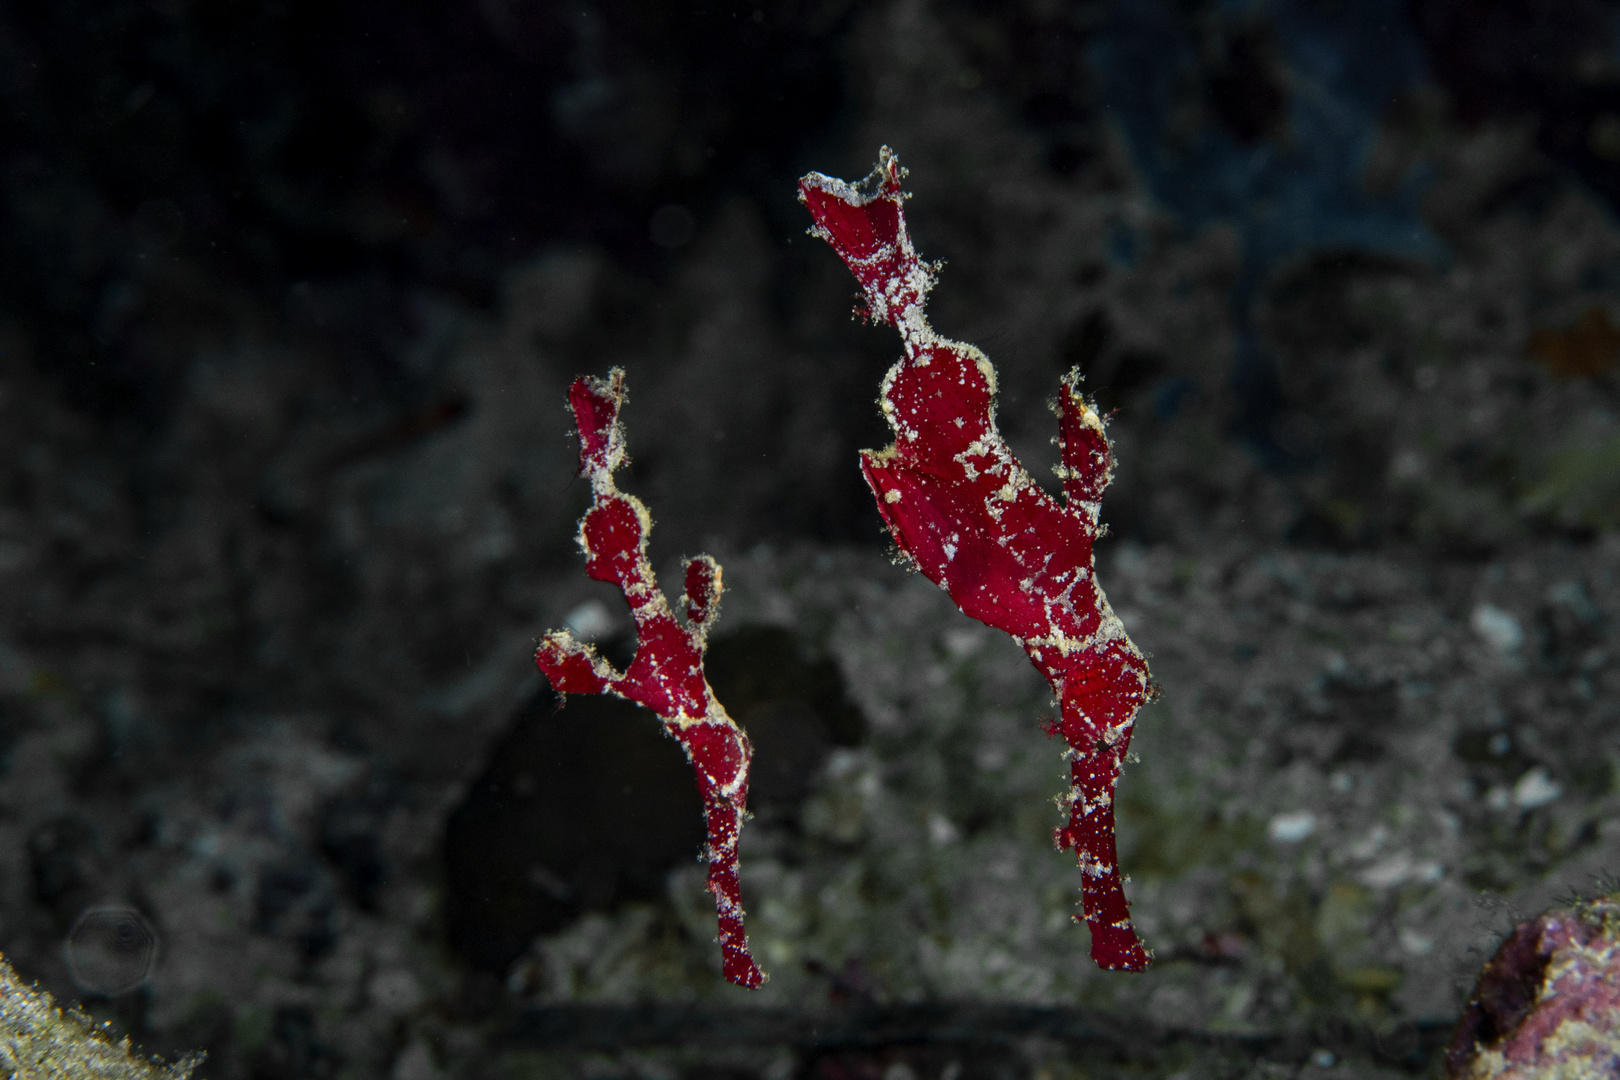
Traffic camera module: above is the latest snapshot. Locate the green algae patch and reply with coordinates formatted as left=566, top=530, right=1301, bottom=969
left=1522, top=431, right=1620, bottom=530
left=1116, top=791, right=1266, bottom=881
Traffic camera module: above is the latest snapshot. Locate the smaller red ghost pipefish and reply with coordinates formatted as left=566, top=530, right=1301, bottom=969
left=534, top=368, right=765, bottom=989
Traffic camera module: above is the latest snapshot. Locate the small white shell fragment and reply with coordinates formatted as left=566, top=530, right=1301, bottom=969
left=1267, top=810, right=1317, bottom=844
left=1471, top=603, right=1523, bottom=654
left=1513, top=766, right=1562, bottom=809
left=562, top=599, right=615, bottom=641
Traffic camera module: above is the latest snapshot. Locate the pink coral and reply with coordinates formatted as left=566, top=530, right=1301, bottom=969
left=799, top=148, right=1156, bottom=971
left=535, top=369, right=765, bottom=989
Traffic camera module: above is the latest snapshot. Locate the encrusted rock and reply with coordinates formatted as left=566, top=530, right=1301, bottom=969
left=1446, top=892, right=1620, bottom=1078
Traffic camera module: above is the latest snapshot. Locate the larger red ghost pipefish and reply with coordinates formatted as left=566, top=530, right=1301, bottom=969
left=799, top=148, right=1156, bottom=971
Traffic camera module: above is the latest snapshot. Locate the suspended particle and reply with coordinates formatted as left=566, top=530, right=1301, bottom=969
left=65, top=905, right=158, bottom=997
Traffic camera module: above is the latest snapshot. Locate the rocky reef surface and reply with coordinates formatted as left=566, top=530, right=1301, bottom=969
left=4, top=1, right=1620, bottom=1077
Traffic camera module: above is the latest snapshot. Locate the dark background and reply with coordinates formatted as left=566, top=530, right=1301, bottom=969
left=9, top=0, right=1620, bottom=546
